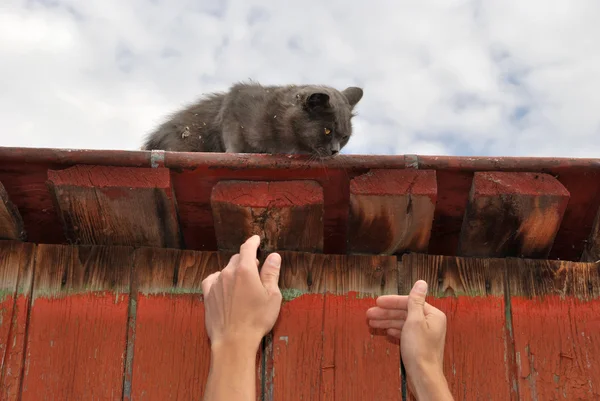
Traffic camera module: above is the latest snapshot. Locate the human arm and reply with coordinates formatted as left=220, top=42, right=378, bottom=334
left=201, top=235, right=283, bottom=401
left=366, top=280, right=453, bottom=401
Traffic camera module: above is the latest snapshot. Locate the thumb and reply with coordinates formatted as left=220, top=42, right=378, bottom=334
left=407, top=280, right=428, bottom=320
left=260, top=253, right=282, bottom=295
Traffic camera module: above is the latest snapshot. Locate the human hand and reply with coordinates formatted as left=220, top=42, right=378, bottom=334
left=366, top=280, right=452, bottom=400
left=201, top=235, right=283, bottom=352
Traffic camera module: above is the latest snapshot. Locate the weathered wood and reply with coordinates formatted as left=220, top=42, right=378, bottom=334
left=402, top=253, right=516, bottom=401
left=211, top=180, right=324, bottom=253
left=0, top=241, right=35, bottom=401
left=47, top=165, right=181, bottom=248
left=0, top=182, right=25, bottom=240
left=458, top=172, right=570, bottom=258
left=506, top=258, right=600, bottom=400
left=20, top=244, right=133, bottom=401
left=582, top=206, right=600, bottom=262
left=269, top=252, right=401, bottom=400
left=127, top=247, right=243, bottom=401
left=348, top=169, right=437, bottom=255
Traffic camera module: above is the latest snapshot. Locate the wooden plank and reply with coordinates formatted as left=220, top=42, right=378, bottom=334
left=581, top=206, right=600, bottom=262
left=348, top=169, right=437, bottom=254
left=127, top=247, right=236, bottom=401
left=269, top=252, right=401, bottom=400
left=402, top=253, right=515, bottom=401
left=507, top=258, right=600, bottom=400
left=20, top=244, right=133, bottom=401
left=0, top=182, right=25, bottom=240
left=211, top=180, right=324, bottom=252
left=47, top=165, right=181, bottom=248
left=0, top=241, right=34, bottom=401
left=458, top=172, right=570, bottom=258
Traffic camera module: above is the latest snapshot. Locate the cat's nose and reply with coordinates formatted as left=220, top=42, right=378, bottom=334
left=331, top=149, right=339, bottom=155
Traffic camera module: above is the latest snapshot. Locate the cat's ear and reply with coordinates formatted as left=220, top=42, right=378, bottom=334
left=342, top=87, right=363, bottom=108
left=305, top=92, right=331, bottom=111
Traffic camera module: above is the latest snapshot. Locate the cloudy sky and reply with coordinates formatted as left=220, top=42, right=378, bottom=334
left=1, top=0, right=599, bottom=157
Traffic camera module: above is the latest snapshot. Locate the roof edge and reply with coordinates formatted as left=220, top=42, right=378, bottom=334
left=0, top=146, right=599, bottom=171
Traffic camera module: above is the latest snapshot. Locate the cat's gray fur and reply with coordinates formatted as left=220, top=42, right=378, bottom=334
left=142, top=82, right=363, bottom=157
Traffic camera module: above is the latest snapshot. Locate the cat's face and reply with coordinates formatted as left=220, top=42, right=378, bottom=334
left=293, top=86, right=363, bottom=158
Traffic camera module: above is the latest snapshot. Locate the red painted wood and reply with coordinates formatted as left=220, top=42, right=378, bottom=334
left=3, top=146, right=600, bottom=171
left=0, top=146, right=600, bottom=260
left=270, top=294, right=325, bottom=400
left=0, top=241, right=34, bottom=401
left=131, top=294, right=211, bottom=400
left=511, top=296, right=600, bottom=400
left=0, top=164, right=65, bottom=245
left=271, top=293, right=402, bottom=401
left=128, top=248, right=227, bottom=401
left=173, top=167, right=354, bottom=253
left=47, top=165, right=170, bottom=188
left=405, top=296, right=513, bottom=401
left=271, top=252, right=401, bottom=400
left=348, top=169, right=437, bottom=254
left=20, top=245, right=132, bottom=401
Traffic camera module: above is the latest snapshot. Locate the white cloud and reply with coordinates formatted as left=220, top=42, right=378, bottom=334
left=0, top=0, right=598, bottom=157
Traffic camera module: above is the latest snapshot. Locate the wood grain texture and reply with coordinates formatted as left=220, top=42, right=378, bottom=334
left=0, top=182, right=25, bottom=240
left=269, top=252, right=401, bottom=400
left=458, top=172, right=570, bottom=258
left=0, top=241, right=34, bottom=401
left=507, top=258, right=600, bottom=400
left=21, top=244, right=133, bottom=401
left=128, top=247, right=233, bottom=401
left=402, top=253, right=515, bottom=401
left=581, top=206, right=600, bottom=262
left=348, top=169, right=437, bottom=254
left=47, top=165, right=181, bottom=248
left=211, top=180, right=324, bottom=252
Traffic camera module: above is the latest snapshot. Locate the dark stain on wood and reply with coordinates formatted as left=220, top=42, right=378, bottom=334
left=348, top=169, right=437, bottom=255
left=278, top=251, right=398, bottom=296
left=458, top=172, right=570, bottom=258
left=33, top=244, right=133, bottom=294
left=402, top=253, right=507, bottom=297
left=506, top=257, right=600, bottom=300
left=211, top=180, right=324, bottom=253
left=0, top=182, right=25, bottom=241
left=46, top=165, right=181, bottom=248
left=132, top=247, right=222, bottom=293
left=582, top=206, right=600, bottom=262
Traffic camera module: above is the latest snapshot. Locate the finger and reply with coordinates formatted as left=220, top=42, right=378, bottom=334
left=376, top=295, right=409, bottom=310
left=239, top=235, right=261, bottom=271
left=387, top=328, right=402, bottom=338
left=407, top=280, right=428, bottom=321
left=366, top=307, right=408, bottom=321
left=368, top=319, right=405, bottom=330
left=225, top=254, right=240, bottom=272
left=260, top=253, right=282, bottom=295
left=201, top=272, right=221, bottom=296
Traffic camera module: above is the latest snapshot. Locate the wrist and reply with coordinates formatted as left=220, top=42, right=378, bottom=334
left=210, top=335, right=261, bottom=359
left=409, top=366, right=453, bottom=401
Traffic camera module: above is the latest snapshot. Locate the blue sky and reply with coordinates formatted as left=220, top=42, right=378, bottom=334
left=1, top=0, right=599, bottom=157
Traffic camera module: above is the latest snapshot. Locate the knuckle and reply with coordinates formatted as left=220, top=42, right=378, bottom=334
left=220, top=268, right=234, bottom=280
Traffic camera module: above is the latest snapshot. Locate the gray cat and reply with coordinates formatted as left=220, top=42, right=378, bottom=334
left=142, top=82, right=363, bottom=157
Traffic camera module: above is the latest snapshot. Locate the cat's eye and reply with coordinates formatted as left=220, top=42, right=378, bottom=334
left=324, top=128, right=332, bottom=135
